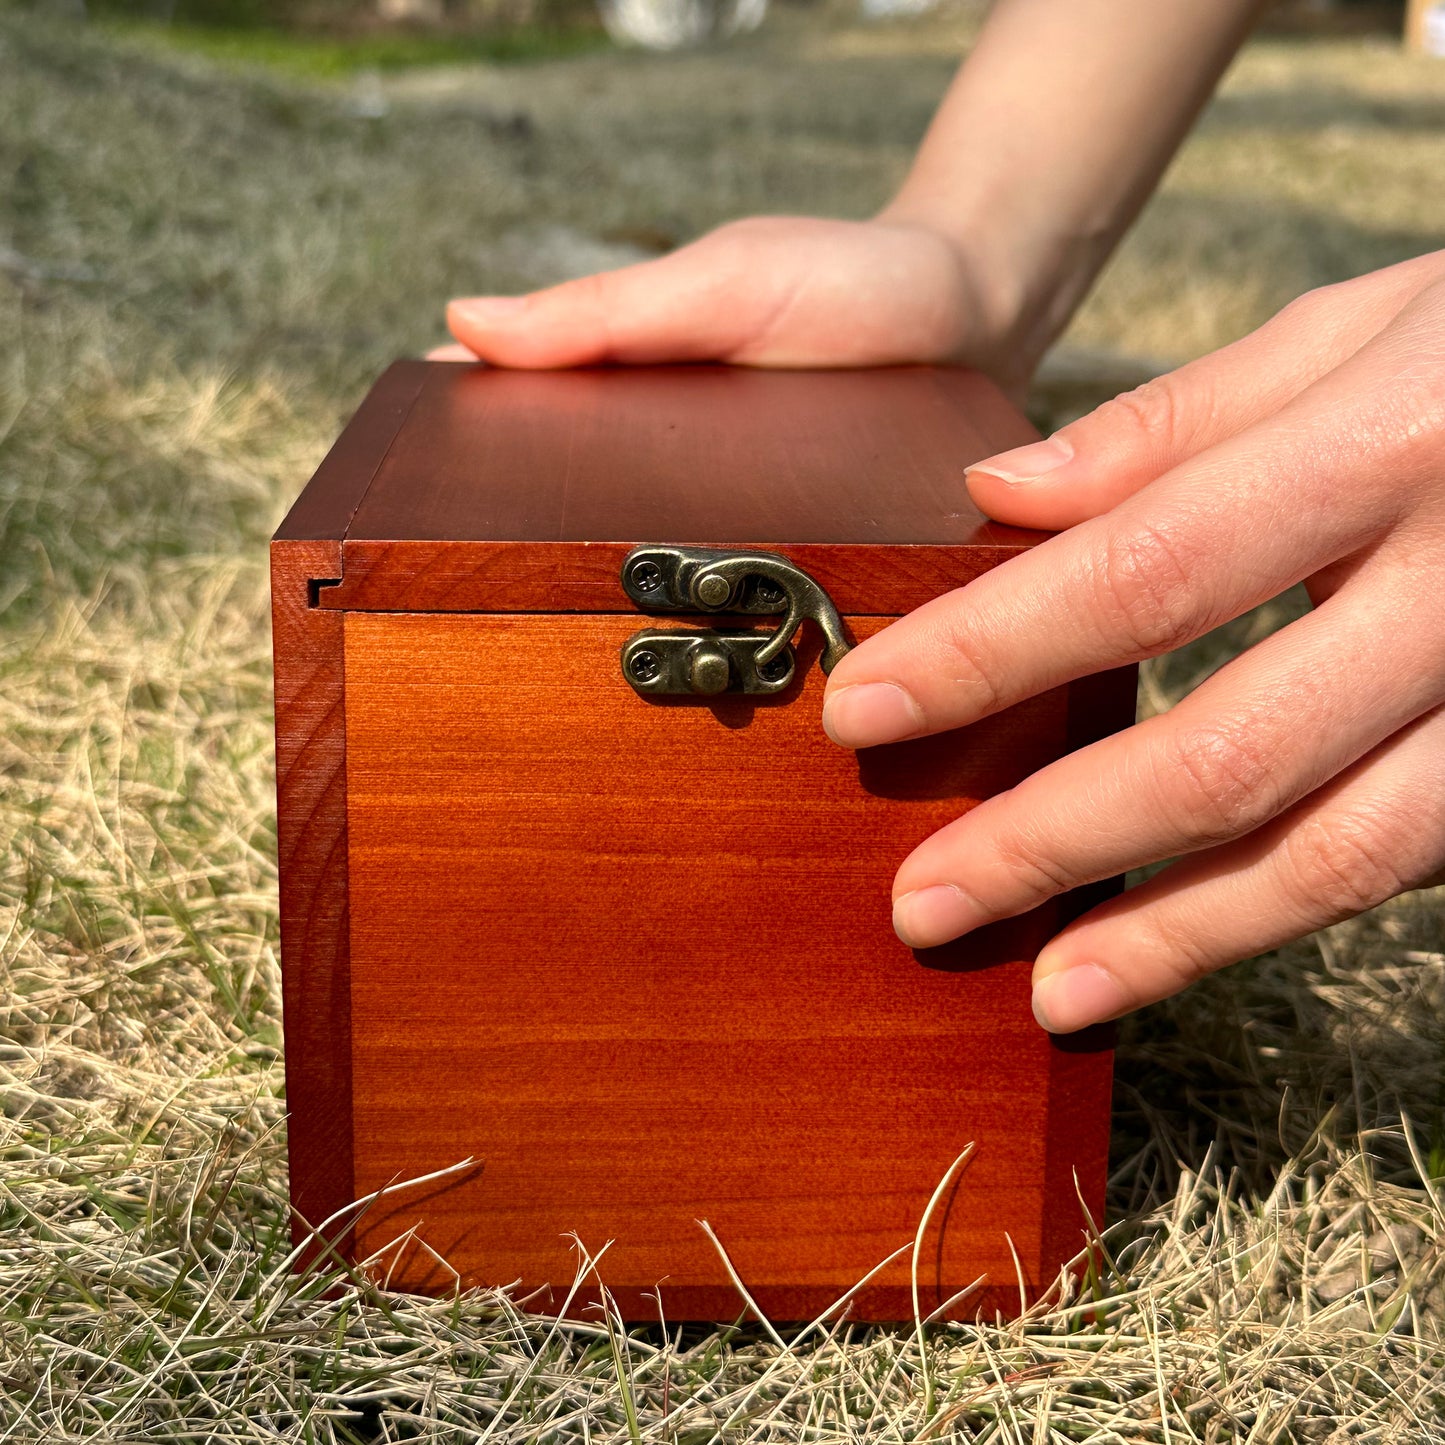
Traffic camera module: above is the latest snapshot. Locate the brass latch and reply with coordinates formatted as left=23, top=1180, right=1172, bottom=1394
left=620, top=546, right=852, bottom=697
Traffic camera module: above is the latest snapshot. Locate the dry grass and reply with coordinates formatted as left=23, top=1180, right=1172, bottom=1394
left=1, top=7, right=1443, bottom=1439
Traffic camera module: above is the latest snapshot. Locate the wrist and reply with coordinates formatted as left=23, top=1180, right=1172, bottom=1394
left=877, top=188, right=1102, bottom=393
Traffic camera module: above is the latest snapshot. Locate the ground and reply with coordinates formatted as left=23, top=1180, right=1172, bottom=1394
left=1, top=5, right=1443, bottom=1439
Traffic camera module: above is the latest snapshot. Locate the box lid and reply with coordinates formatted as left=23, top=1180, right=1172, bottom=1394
left=276, top=360, right=1046, bottom=615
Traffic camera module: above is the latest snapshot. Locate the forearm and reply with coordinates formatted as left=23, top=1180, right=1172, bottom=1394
left=884, top=0, right=1265, bottom=368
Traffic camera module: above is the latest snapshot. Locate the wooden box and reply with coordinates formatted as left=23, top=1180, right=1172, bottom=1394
left=271, top=360, right=1134, bottom=1322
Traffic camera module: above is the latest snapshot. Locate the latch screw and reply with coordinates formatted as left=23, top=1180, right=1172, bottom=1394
left=628, top=649, right=662, bottom=683
left=629, top=560, right=664, bottom=594
left=757, top=653, right=792, bottom=684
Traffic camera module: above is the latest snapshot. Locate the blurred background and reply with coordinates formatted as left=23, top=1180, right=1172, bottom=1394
left=8, top=0, right=1444, bottom=434
left=29, top=0, right=1445, bottom=54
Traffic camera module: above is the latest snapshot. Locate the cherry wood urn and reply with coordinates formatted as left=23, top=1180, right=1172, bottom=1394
left=270, top=360, right=1134, bottom=1322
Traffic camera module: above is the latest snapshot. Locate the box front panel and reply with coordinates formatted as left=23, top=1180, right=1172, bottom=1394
left=343, top=611, right=1100, bottom=1319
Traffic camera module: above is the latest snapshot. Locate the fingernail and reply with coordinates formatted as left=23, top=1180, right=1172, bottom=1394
left=966, top=434, right=1073, bottom=486
left=1031, top=964, right=1128, bottom=1033
left=821, top=682, right=923, bottom=748
left=893, top=884, right=990, bottom=947
left=449, top=296, right=530, bottom=323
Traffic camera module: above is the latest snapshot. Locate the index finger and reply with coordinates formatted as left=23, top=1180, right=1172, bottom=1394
left=820, top=367, right=1387, bottom=749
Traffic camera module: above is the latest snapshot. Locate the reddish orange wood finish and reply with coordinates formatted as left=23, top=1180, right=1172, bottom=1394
left=271, top=361, right=1133, bottom=1320
left=271, top=539, right=353, bottom=1242
left=317, top=540, right=1034, bottom=617
left=340, top=364, right=1039, bottom=547
left=270, top=361, right=431, bottom=1242
left=341, top=614, right=1113, bottom=1320
left=313, top=363, right=1048, bottom=617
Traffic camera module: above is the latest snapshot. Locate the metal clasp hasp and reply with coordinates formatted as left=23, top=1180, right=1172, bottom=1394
left=619, top=545, right=853, bottom=697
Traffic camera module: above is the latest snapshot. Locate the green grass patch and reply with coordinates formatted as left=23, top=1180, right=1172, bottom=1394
left=95, top=14, right=609, bottom=76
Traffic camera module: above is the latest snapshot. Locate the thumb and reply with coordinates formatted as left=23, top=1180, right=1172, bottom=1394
left=446, top=239, right=776, bottom=369
left=961, top=367, right=1219, bottom=532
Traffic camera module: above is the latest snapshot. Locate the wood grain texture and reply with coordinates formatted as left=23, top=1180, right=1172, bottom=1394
left=274, top=359, right=1133, bottom=1319
left=340, top=363, right=1041, bottom=546
left=318, top=539, right=1034, bottom=617
left=272, top=360, right=434, bottom=1254
left=270, top=538, right=355, bottom=1252
left=340, top=612, right=1117, bottom=1321
left=280, top=361, right=1047, bottom=616
left=274, top=359, right=431, bottom=543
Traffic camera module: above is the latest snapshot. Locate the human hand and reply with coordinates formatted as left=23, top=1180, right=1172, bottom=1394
left=820, top=252, right=1445, bottom=1033
left=436, top=214, right=1033, bottom=392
